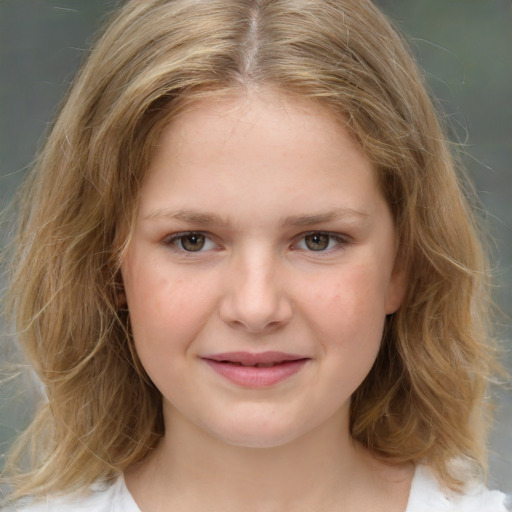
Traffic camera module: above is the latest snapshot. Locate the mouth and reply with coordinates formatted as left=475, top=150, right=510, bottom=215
left=218, top=361, right=291, bottom=368
left=201, top=351, right=310, bottom=387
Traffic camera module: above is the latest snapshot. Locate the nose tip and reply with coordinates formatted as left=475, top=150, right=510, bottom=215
left=219, top=260, right=293, bottom=334
left=223, top=306, right=292, bottom=334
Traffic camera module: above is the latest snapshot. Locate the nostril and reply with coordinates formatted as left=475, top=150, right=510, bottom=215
left=225, top=317, right=290, bottom=334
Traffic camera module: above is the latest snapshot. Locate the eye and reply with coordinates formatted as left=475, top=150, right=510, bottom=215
left=164, top=232, right=217, bottom=252
left=294, top=232, right=347, bottom=252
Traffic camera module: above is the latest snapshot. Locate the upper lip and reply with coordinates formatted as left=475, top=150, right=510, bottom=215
left=202, top=351, right=309, bottom=366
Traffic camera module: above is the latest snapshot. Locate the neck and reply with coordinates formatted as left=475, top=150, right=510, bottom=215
left=125, top=406, right=413, bottom=512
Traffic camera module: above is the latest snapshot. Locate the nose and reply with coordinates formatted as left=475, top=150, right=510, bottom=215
left=219, top=250, right=293, bottom=334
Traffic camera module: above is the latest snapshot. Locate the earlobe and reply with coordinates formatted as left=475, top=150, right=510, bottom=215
left=385, top=268, right=407, bottom=315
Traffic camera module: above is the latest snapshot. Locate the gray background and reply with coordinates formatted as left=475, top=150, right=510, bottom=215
left=1, top=0, right=511, bottom=493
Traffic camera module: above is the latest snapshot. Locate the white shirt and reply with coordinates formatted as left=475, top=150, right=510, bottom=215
left=12, top=465, right=512, bottom=511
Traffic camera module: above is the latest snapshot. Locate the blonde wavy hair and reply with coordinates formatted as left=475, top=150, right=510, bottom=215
left=2, top=0, right=500, bottom=501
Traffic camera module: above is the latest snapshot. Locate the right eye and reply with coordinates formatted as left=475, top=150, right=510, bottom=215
left=163, top=232, right=217, bottom=253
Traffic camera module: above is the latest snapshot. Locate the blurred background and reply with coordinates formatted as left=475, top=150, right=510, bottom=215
left=1, top=0, right=511, bottom=494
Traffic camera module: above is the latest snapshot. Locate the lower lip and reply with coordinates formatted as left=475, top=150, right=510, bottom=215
left=204, top=359, right=309, bottom=388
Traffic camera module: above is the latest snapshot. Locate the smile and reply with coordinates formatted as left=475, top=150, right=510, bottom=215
left=202, top=351, right=310, bottom=388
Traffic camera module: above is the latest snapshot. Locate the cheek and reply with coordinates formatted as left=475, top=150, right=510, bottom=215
left=122, top=259, right=217, bottom=354
left=302, top=264, right=389, bottom=349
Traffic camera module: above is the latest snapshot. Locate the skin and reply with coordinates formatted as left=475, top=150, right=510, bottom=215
left=122, top=90, right=412, bottom=512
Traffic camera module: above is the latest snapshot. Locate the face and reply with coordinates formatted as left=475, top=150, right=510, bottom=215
left=121, top=91, right=405, bottom=449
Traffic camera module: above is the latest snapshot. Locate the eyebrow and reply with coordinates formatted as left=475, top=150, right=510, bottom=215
left=143, top=207, right=368, bottom=228
left=282, top=208, right=368, bottom=227
left=143, top=208, right=230, bottom=227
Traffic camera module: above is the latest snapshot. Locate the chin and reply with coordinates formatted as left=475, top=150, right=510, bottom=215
left=203, top=419, right=308, bottom=450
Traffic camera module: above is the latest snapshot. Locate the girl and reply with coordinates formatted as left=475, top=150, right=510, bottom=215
left=2, top=0, right=510, bottom=510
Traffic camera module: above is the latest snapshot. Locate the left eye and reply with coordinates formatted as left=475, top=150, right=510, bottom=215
left=295, top=233, right=345, bottom=252
left=165, top=232, right=217, bottom=252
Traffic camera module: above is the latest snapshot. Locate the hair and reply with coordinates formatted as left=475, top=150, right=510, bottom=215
left=1, top=0, right=501, bottom=502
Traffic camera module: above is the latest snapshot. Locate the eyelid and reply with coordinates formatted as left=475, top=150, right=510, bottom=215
left=292, top=231, right=351, bottom=252
left=162, top=231, right=219, bottom=252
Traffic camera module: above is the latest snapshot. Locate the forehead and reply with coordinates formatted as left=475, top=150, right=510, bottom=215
left=136, top=90, right=389, bottom=230
left=147, top=90, right=372, bottom=182
left=166, top=90, right=354, bottom=148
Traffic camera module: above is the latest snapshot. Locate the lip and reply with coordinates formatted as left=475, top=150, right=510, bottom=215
left=201, top=351, right=310, bottom=388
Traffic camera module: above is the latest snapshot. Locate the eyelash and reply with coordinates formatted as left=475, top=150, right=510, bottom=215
left=162, top=231, right=350, bottom=255
left=162, top=232, right=218, bottom=254
left=292, top=232, right=349, bottom=253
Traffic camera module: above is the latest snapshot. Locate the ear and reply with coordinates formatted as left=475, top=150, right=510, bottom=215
left=115, top=273, right=128, bottom=309
left=385, top=266, right=407, bottom=315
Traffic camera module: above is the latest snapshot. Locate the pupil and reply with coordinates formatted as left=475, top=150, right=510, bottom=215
left=181, top=234, right=205, bottom=252
left=305, top=233, right=329, bottom=251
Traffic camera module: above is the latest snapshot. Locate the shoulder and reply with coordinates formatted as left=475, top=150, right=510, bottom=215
left=406, top=464, right=512, bottom=512
left=8, top=476, right=140, bottom=512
